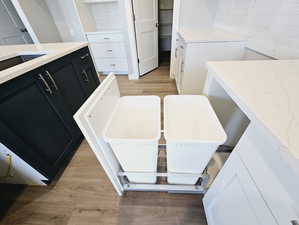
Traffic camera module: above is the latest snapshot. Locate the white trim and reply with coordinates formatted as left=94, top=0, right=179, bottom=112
left=10, top=0, right=40, bottom=44
left=71, top=0, right=89, bottom=41
left=123, top=0, right=139, bottom=80
left=169, top=0, right=181, bottom=79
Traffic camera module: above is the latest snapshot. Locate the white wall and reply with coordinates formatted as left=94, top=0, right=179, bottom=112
left=16, top=0, right=62, bottom=43
left=45, top=0, right=86, bottom=42
left=179, top=0, right=216, bottom=30
left=214, top=0, right=299, bottom=59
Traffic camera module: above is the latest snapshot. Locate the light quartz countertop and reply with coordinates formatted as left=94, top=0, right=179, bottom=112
left=0, top=42, right=88, bottom=84
left=207, top=60, right=299, bottom=159
left=178, top=28, right=247, bottom=43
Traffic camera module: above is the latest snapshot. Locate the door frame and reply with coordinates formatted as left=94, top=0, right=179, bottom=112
left=10, top=0, right=40, bottom=44
left=170, top=0, right=181, bottom=79
left=124, top=0, right=179, bottom=80
left=122, top=0, right=140, bottom=80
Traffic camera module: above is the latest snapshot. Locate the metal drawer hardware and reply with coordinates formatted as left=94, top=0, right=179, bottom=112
left=104, top=37, right=111, bottom=40
left=82, top=70, right=89, bottom=82
left=80, top=53, right=89, bottom=60
left=38, top=74, right=53, bottom=95
left=107, top=49, right=113, bottom=52
left=45, top=70, right=58, bottom=91
left=0, top=154, right=13, bottom=179
left=181, top=61, right=185, bottom=73
left=110, top=64, right=116, bottom=67
left=291, top=220, right=299, bottom=225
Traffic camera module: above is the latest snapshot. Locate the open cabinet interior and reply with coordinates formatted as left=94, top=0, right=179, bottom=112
left=158, top=0, right=174, bottom=64
left=75, top=0, right=129, bottom=74
left=75, top=0, right=124, bottom=33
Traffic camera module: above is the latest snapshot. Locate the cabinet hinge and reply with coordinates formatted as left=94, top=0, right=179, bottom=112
left=137, top=58, right=140, bottom=63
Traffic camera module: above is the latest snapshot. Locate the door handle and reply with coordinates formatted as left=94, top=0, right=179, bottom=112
left=80, top=53, right=89, bottom=60
left=38, top=74, right=53, bottom=95
left=156, top=23, right=159, bottom=28
left=181, top=61, right=185, bottom=73
left=45, top=70, right=58, bottom=91
left=82, top=70, right=89, bottom=82
left=20, top=28, right=28, bottom=33
left=175, top=48, right=178, bottom=58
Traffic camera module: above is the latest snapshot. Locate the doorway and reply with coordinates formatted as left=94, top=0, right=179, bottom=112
left=158, top=0, right=174, bottom=64
left=131, top=0, right=174, bottom=77
left=0, top=0, right=32, bottom=45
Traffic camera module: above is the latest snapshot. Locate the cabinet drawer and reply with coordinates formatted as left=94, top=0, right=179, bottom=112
left=89, top=43, right=126, bottom=58
left=87, top=33, right=123, bottom=43
left=95, top=59, right=128, bottom=72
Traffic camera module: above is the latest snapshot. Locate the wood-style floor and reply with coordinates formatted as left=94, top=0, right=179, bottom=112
left=0, top=65, right=207, bottom=225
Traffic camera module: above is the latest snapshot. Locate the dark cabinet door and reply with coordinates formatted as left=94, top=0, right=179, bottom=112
left=72, top=47, right=100, bottom=96
left=0, top=69, right=81, bottom=179
left=44, top=55, right=86, bottom=115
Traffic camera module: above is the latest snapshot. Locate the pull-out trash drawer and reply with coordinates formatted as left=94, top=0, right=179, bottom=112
left=164, top=95, right=227, bottom=184
left=103, top=96, right=161, bottom=184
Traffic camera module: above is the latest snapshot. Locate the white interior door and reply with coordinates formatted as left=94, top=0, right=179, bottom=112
left=132, top=0, right=158, bottom=75
left=0, top=0, right=32, bottom=45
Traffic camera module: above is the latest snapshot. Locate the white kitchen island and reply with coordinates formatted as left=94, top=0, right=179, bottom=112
left=203, top=60, right=299, bottom=225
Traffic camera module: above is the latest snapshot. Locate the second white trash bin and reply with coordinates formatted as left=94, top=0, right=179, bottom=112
left=164, top=95, right=227, bottom=184
left=103, top=96, right=161, bottom=184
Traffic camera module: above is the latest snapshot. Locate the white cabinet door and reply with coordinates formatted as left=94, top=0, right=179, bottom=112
left=74, top=74, right=124, bottom=196
left=132, top=0, right=158, bottom=75
left=203, top=152, right=277, bottom=225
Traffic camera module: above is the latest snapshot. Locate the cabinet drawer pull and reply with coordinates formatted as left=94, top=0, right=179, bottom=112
left=0, top=154, right=13, bottom=178
left=38, top=74, right=53, bottom=95
left=104, top=37, right=111, bottom=40
left=181, top=61, right=184, bottom=73
left=107, top=50, right=113, bottom=52
left=45, top=70, right=58, bottom=91
left=110, top=64, right=116, bottom=67
left=291, top=220, right=299, bottom=225
left=80, top=53, right=89, bottom=60
left=82, top=70, right=89, bottom=82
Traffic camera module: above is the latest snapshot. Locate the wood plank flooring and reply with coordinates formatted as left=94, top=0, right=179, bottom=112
left=0, top=65, right=207, bottom=225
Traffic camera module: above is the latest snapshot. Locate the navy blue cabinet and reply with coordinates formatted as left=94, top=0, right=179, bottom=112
left=0, top=47, right=100, bottom=182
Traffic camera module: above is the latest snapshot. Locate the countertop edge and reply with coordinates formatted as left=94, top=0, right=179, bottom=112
left=0, top=42, right=88, bottom=85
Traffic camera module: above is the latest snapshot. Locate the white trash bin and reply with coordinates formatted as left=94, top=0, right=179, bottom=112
left=103, top=96, right=161, bottom=184
left=164, top=95, right=227, bottom=184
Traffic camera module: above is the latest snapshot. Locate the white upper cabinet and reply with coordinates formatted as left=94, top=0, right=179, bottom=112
left=75, top=0, right=124, bottom=33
